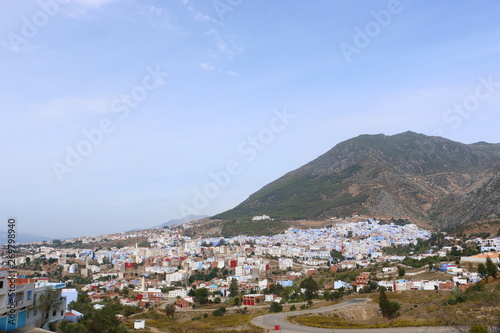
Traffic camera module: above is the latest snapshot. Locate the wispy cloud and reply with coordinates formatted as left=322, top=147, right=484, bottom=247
left=36, top=95, right=116, bottom=121
left=181, top=0, right=195, bottom=12
left=193, top=12, right=212, bottom=23
left=197, top=62, right=238, bottom=76
left=181, top=0, right=242, bottom=60
left=137, top=4, right=183, bottom=33
left=148, top=5, right=165, bottom=17
left=205, top=27, right=241, bottom=60
left=198, top=62, right=217, bottom=71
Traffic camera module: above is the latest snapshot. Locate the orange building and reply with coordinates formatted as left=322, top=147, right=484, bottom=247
left=242, top=294, right=265, bottom=306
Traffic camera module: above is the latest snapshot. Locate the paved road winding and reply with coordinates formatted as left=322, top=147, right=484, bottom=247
left=251, top=298, right=451, bottom=333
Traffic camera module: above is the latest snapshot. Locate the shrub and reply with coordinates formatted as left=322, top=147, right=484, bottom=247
left=445, top=292, right=468, bottom=305
left=466, top=283, right=485, bottom=293
left=147, top=311, right=160, bottom=319
left=379, top=287, right=400, bottom=319
left=164, top=303, right=176, bottom=317
left=212, top=309, right=224, bottom=317
left=269, top=302, right=283, bottom=313
left=469, top=325, right=488, bottom=333
left=387, top=301, right=400, bottom=318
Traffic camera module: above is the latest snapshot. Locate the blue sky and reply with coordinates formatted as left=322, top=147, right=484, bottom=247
left=1, top=0, right=499, bottom=238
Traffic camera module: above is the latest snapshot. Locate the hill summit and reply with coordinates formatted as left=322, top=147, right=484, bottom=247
left=214, top=131, right=500, bottom=230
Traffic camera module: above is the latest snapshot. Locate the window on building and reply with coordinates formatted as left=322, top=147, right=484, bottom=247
left=52, top=310, right=56, bottom=317
left=61, top=310, right=64, bottom=316
left=27, top=290, right=32, bottom=300
left=0, top=281, right=4, bottom=288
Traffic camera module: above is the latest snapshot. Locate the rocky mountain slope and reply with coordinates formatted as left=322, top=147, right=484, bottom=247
left=213, top=132, right=500, bottom=230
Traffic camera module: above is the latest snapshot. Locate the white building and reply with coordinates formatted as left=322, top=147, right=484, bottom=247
left=278, top=258, right=293, bottom=270
left=61, top=289, right=78, bottom=309
left=134, top=320, right=146, bottom=329
left=252, top=215, right=270, bottom=221
left=168, top=289, right=188, bottom=298
left=0, top=269, right=67, bottom=332
left=481, top=238, right=500, bottom=252
left=334, top=280, right=351, bottom=290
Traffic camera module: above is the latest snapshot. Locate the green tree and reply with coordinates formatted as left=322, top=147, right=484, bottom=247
left=486, top=257, right=497, bottom=280
left=330, top=249, right=345, bottom=263
left=269, top=301, right=283, bottom=313
left=268, top=283, right=284, bottom=296
left=378, top=287, right=400, bottom=319
left=164, top=303, right=176, bottom=317
left=68, top=291, right=93, bottom=317
left=478, top=263, right=487, bottom=277
left=229, top=278, right=239, bottom=296
left=123, top=306, right=136, bottom=318
left=58, top=320, right=86, bottom=333
left=398, top=267, right=406, bottom=277
left=85, top=307, right=128, bottom=333
left=194, top=288, right=209, bottom=304
left=281, top=286, right=294, bottom=302
left=36, top=287, right=60, bottom=328
left=121, top=287, right=129, bottom=297
left=300, top=276, right=319, bottom=300
left=331, top=291, right=343, bottom=300
left=231, top=296, right=241, bottom=306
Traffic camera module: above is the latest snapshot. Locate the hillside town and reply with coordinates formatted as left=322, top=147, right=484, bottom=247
left=1, top=219, right=499, bottom=331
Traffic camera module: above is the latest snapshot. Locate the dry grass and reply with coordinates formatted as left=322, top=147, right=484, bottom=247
left=127, top=311, right=265, bottom=333
left=292, top=290, right=453, bottom=329
left=293, top=281, right=500, bottom=330
left=292, top=314, right=445, bottom=329
left=406, top=270, right=455, bottom=281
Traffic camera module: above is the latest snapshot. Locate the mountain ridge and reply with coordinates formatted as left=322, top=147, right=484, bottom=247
left=213, top=131, right=500, bottom=230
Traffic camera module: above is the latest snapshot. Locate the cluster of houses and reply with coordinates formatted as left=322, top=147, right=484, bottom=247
left=1, top=221, right=498, bottom=331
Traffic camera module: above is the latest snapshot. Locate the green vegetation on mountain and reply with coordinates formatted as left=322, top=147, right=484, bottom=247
left=220, top=220, right=290, bottom=237
left=216, top=165, right=367, bottom=221
left=213, top=131, right=500, bottom=231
